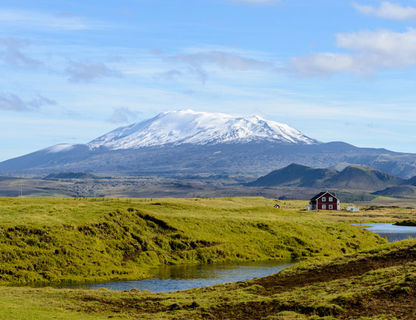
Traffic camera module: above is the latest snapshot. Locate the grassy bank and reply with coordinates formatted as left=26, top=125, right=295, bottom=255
left=0, top=239, right=415, bottom=319
left=316, top=202, right=416, bottom=224
left=0, top=197, right=383, bottom=286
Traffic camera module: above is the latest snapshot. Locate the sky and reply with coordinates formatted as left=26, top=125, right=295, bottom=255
left=1, top=0, right=416, bottom=160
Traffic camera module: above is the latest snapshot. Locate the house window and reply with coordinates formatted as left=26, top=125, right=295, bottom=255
left=322, top=204, right=326, bottom=209
left=322, top=197, right=326, bottom=202
left=329, top=197, right=333, bottom=202
left=329, top=204, right=333, bottom=210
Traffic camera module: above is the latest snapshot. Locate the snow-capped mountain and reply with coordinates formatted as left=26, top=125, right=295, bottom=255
left=3, top=109, right=416, bottom=179
left=88, top=109, right=316, bottom=150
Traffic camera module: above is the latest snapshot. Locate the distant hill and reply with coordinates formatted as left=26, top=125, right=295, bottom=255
left=325, top=165, right=404, bottom=190
left=43, top=172, right=100, bottom=180
left=247, top=163, right=337, bottom=187
left=372, top=186, right=416, bottom=198
left=404, top=176, right=416, bottom=186
left=0, top=176, right=18, bottom=181
left=249, top=164, right=404, bottom=191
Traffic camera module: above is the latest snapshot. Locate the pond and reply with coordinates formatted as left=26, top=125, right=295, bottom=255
left=71, top=260, right=292, bottom=293
left=354, top=223, right=416, bottom=242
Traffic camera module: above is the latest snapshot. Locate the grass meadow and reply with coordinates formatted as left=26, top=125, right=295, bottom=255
left=0, top=196, right=413, bottom=319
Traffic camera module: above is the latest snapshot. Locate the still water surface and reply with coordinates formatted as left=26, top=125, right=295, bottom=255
left=73, top=261, right=292, bottom=293
left=355, top=223, right=416, bottom=242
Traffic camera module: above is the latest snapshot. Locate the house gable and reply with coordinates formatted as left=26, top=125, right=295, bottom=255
left=312, top=191, right=337, bottom=202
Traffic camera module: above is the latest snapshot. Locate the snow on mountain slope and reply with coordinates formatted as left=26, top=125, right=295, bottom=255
left=45, top=144, right=76, bottom=153
left=88, top=109, right=317, bottom=150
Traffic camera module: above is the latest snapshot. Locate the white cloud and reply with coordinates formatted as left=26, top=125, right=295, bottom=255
left=290, top=53, right=357, bottom=77
left=353, top=1, right=416, bottom=21
left=289, top=29, right=416, bottom=76
left=66, top=61, right=119, bottom=82
left=0, top=38, right=42, bottom=68
left=337, top=29, right=416, bottom=57
left=0, top=9, right=90, bottom=30
left=108, top=107, right=139, bottom=123
left=172, top=51, right=273, bottom=70
left=155, top=69, right=184, bottom=81
left=0, top=93, right=56, bottom=112
left=169, top=50, right=275, bottom=83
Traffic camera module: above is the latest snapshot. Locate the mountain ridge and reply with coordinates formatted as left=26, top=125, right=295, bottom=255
left=88, top=109, right=317, bottom=150
left=249, top=163, right=406, bottom=191
left=2, top=110, right=416, bottom=178
left=247, top=164, right=338, bottom=187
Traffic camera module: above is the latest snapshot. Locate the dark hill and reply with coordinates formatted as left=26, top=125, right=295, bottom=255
left=247, top=163, right=337, bottom=187
left=405, top=176, right=416, bottom=186
left=372, top=186, right=416, bottom=198
left=43, top=172, right=100, bottom=180
left=249, top=164, right=405, bottom=191
left=326, top=165, right=404, bottom=190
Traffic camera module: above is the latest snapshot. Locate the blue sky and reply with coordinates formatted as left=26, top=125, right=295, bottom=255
left=1, top=0, right=416, bottom=160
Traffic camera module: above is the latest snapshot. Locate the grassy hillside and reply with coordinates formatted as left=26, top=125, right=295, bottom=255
left=247, top=163, right=337, bottom=187
left=0, top=239, right=414, bottom=319
left=0, top=197, right=384, bottom=286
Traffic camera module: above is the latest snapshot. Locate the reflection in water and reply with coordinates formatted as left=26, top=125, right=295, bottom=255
left=73, top=261, right=292, bottom=293
left=354, top=223, right=416, bottom=242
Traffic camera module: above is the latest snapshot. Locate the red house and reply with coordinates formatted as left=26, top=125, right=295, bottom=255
left=308, top=191, right=340, bottom=210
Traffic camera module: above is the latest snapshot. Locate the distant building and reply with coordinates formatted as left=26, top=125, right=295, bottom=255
left=346, top=206, right=360, bottom=212
left=308, top=191, right=340, bottom=210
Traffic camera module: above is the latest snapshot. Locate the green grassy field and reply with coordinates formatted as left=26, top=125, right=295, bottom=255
left=0, top=197, right=385, bottom=286
left=0, top=196, right=411, bottom=320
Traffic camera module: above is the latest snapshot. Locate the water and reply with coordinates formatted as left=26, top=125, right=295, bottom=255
left=354, top=223, right=416, bottom=242
left=72, top=261, right=291, bottom=293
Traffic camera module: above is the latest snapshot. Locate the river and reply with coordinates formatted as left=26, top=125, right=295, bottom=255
left=71, top=260, right=292, bottom=293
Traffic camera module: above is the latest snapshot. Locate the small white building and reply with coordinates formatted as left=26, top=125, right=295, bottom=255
left=346, top=206, right=360, bottom=212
